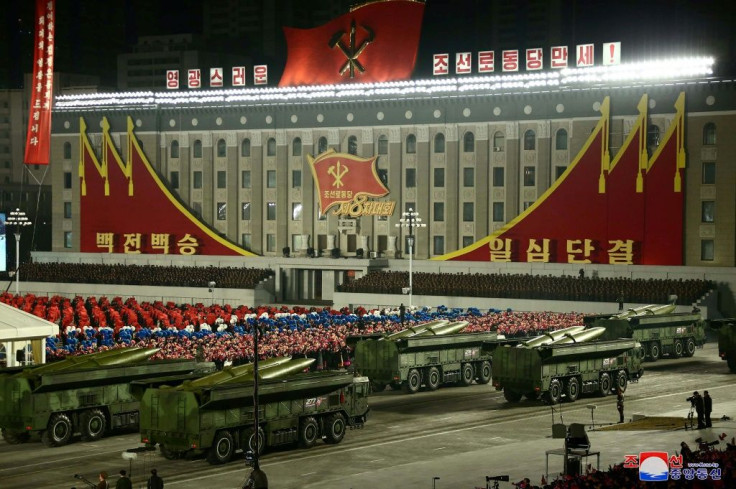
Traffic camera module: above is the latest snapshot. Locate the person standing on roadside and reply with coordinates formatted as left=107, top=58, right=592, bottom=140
left=147, top=468, right=164, bottom=489
left=704, top=391, right=713, bottom=428
left=616, top=390, right=625, bottom=423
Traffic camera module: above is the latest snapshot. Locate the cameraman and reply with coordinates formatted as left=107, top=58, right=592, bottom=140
left=686, top=391, right=705, bottom=429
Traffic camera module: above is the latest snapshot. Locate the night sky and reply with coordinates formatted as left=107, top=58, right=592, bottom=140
left=1, top=0, right=734, bottom=89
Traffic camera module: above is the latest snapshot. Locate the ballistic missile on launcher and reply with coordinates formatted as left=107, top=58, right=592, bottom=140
left=250, top=357, right=316, bottom=381
left=611, top=303, right=677, bottom=319
left=520, top=326, right=587, bottom=348
left=382, top=319, right=449, bottom=340
left=548, top=327, right=607, bottom=345
left=16, top=347, right=160, bottom=376
left=181, top=356, right=293, bottom=388
left=410, top=321, right=469, bottom=337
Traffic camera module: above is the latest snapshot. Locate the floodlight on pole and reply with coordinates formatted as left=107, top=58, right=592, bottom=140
left=5, top=208, right=31, bottom=296
left=395, top=208, right=425, bottom=309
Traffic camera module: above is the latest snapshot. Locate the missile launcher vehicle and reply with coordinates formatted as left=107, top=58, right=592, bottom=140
left=709, top=318, right=736, bottom=372
left=0, top=348, right=214, bottom=446
left=493, top=338, right=643, bottom=404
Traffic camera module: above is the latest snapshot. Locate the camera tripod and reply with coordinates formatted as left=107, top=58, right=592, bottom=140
left=685, top=405, right=695, bottom=431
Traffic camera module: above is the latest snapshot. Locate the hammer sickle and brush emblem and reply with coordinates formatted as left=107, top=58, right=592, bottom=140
left=328, top=161, right=349, bottom=188
left=329, top=20, right=374, bottom=78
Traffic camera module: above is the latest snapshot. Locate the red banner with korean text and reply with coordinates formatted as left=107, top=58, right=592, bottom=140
left=79, top=117, right=256, bottom=256
left=24, top=0, right=55, bottom=165
left=279, top=0, right=425, bottom=87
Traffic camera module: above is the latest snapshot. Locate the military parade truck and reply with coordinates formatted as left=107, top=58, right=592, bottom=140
left=586, top=311, right=706, bottom=361
left=139, top=370, right=369, bottom=464
left=709, top=318, right=736, bottom=372
left=352, top=332, right=514, bottom=393
left=492, top=339, right=643, bottom=404
left=0, top=348, right=212, bottom=446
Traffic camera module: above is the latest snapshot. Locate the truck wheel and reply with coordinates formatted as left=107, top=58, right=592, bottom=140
left=426, top=367, right=441, bottom=391
left=206, top=430, right=234, bottom=464
left=684, top=338, right=696, bottom=357
left=404, top=369, right=421, bottom=394
left=299, top=416, right=319, bottom=448
left=241, top=427, right=265, bottom=456
left=476, top=361, right=492, bottom=384
left=616, top=371, right=628, bottom=393
left=41, top=413, right=73, bottom=447
left=323, top=413, right=346, bottom=444
left=599, top=373, right=611, bottom=396
left=80, top=409, right=107, bottom=442
left=1, top=429, right=30, bottom=444
left=370, top=382, right=387, bottom=393
left=503, top=389, right=522, bottom=402
left=672, top=340, right=683, bottom=358
left=649, top=343, right=660, bottom=362
left=458, top=363, right=474, bottom=386
left=565, top=378, right=580, bottom=402
left=546, top=379, right=562, bottom=404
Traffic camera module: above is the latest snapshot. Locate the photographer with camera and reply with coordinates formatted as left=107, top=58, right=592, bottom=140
left=686, top=391, right=706, bottom=429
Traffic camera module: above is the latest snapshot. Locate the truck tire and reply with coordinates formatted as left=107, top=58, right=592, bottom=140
left=565, top=377, right=580, bottom=402
left=672, top=340, right=683, bottom=358
left=426, top=367, right=441, bottom=391
left=1, top=429, right=30, bottom=444
left=684, top=338, right=696, bottom=357
left=649, top=343, right=661, bottom=362
left=241, top=427, right=265, bottom=456
left=546, top=379, right=562, bottom=404
left=476, top=361, right=492, bottom=384
left=80, top=409, right=107, bottom=442
left=403, top=369, right=421, bottom=394
left=41, top=413, right=73, bottom=447
left=370, top=382, right=387, bottom=393
left=458, top=363, right=474, bottom=387
left=299, top=416, right=320, bottom=448
left=206, top=430, right=234, bottom=464
left=323, top=413, right=346, bottom=444
left=503, top=389, right=522, bottom=403
left=616, top=370, right=628, bottom=393
left=599, top=373, right=611, bottom=396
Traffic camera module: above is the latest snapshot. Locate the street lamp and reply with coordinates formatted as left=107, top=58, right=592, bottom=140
left=395, top=207, right=426, bottom=309
left=5, top=208, right=31, bottom=296
left=243, top=321, right=268, bottom=489
left=432, top=476, right=440, bottom=489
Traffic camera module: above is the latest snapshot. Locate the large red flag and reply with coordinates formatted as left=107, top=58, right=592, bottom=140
left=279, top=0, right=425, bottom=87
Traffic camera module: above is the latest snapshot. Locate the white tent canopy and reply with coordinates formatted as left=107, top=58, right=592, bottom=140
left=0, top=302, right=57, bottom=367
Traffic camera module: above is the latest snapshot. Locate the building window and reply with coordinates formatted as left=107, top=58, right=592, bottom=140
left=318, top=136, right=328, bottom=154
left=703, top=123, right=716, bottom=145
left=463, top=202, right=474, bottom=221
left=555, top=129, right=568, bottom=150
left=318, top=209, right=327, bottom=221
left=241, top=202, right=251, bottom=220
left=493, top=167, right=504, bottom=187
left=405, top=202, right=415, bottom=213
left=405, top=134, right=416, bottom=154
left=377, top=168, right=388, bottom=186
left=170, top=171, right=179, bottom=189
left=523, top=201, right=534, bottom=210
left=193, top=171, right=202, bottom=189
left=292, top=202, right=302, bottom=221
left=493, top=132, right=505, bottom=152
left=241, top=170, right=251, bottom=188
left=292, top=170, right=302, bottom=188
left=701, top=201, right=715, bottom=223
left=64, top=231, right=72, bottom=248
left=267, top=138, right=276, bottom=156
left=217, top=139, right=226, bottom=157
left=702, top=162, right=715, bottom=184
left=193, top=140, right=202, bottom=158
left=433, top=202, right=444, bottom=222
left=293, top=137, right=302, bottom=156
left=216, top=202, right=226, bottom=220
left=647, top=125, right=660, bottom=155
left=377, top=135, right=388, bottom=154
left=267, top=170, right=276, bottom=188
left=701, top=240, right=714, bottom=261
left=242, top=233, right=251, bottom=250
left=434, top=133, right=445, bottom=153
left=523, top=130, right=536, bottom=150
left=493, top=202, right=504, bottom=222
left=192, top=202, right=202, bottom=218
left=555, top=166, right=566, bottom=180
left=434, top=167, right=445, bottom=187
left=405, top=168, right=416, bottom=188
left=463, top=167, right=474, bottom=187
left=63, top=142, right=72, bottom=159
left=267, top=202, right=276, bottom=220
left=170, top=140, right=179, bottom=158
left=267, top=234, right=276, bottom=252
left=433, top=236, right=445, bottom=255
left=64, top=172, right=72, bottom=189
left=241, top=138, right=251, bottom=157
left=64, top=201, right=72, bottom=219
left=217, top=171, right=226, bottom=188
left=463, top=131, right=475, bottom=152
left=348, top=135, right=358, bottom=155
left=523, top=166, right=536, bottom=186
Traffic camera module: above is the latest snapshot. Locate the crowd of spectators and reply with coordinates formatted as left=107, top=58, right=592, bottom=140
left=338, top=271, right=712, bottom=305
left=2, top=262, right=273, bottom=289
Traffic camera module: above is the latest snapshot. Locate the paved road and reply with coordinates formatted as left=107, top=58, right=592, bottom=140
left=1, top=343, right=734, bottom=489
